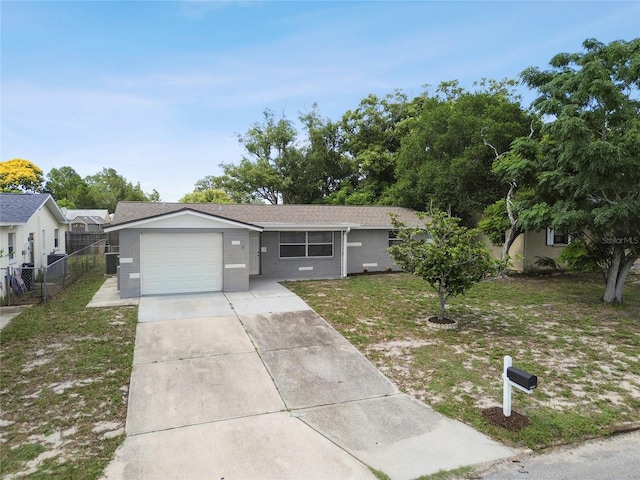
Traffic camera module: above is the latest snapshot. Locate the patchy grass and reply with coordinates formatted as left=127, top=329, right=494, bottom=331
left=418, top=465, right=475, bottom=480
left=284, top=272, right=640, bottom=451
left=0, top=268, right=137, bottom=479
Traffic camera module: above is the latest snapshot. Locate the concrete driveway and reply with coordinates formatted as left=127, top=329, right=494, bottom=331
left=102, top=279, right=512, bottom=480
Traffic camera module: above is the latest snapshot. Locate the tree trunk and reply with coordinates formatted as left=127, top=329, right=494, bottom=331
left=501, top=227, right=521, bottom=260
left=602, top=246, right=637, bottom=304
left=438, top=290, right=447, bottom=321
left=500, top=181, right=521, bottom=261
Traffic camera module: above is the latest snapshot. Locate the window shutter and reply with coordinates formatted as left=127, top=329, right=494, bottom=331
left=546, top=228, right=554, bottom=246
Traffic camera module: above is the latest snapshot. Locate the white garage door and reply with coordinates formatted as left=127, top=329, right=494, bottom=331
left=140, top=233, right=223, bottom=295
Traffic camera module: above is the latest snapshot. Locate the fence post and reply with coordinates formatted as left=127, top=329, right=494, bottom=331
left=43, top=267, right=48, bottom=302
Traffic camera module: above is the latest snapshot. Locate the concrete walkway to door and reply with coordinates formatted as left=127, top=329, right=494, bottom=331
left=102, top=278, right=513, bottom=480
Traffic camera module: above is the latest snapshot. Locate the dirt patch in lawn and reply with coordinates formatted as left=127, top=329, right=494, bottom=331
left=482, top=407, right=531, bottom=431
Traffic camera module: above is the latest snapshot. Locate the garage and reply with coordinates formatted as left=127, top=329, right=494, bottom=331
left=140, top=232, right=223, bottom=295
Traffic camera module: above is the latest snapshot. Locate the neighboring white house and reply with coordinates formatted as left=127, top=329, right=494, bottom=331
left=0, top=194, right=68, bottom=296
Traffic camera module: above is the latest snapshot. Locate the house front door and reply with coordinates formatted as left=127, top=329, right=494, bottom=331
left=249, top=231, right=260, bottom=275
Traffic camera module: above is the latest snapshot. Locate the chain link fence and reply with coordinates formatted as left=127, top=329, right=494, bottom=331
left=2, top=240, right=106, bottom=306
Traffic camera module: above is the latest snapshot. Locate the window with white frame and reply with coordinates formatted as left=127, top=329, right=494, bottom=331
left=54, top=229, right=60, bottom=249
left=8, top=232, right=15, bottom=260
left=388, top=230, right=402, bottom=247
left=280, top=231, right=333, bottom=258
left=546, top=228, right=569, bottom=246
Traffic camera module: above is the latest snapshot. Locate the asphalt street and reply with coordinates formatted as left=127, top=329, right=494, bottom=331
left=479, top=429, right=640, bottom=480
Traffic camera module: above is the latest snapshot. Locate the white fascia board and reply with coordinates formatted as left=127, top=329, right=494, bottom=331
left=45, top=196, right=70, bottom=224
left=259, top=223, right=360, bottom=231
left=105, top=209, right=263, bottom=232
left=356, top=226, right=400, bottom=230
left=24, top=196, right=68, bottom=226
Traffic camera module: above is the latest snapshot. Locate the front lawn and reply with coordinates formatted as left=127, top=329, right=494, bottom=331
left=284, top=272, right=640, bottom=451
left=0, top=268, right=137, bottom=479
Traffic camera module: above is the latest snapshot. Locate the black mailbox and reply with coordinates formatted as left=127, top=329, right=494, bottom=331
left=507, top=366, right=537, bottom=390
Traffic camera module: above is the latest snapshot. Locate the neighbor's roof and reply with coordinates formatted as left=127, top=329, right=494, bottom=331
left=64, top=209, right=111, bottom=222
left=71, top=215, right=108, bottom=225
left=109, top=202, right=425, bottom=230
left=0, top=193, right=68, bottom=225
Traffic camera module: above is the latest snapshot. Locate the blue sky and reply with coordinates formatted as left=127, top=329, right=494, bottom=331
left=2, top=1, right=638, bottom=203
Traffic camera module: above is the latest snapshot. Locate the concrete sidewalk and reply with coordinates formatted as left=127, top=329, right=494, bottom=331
left=101, top=279, right=513, bottom=480
left=87, top=276, right=139, bottom=308
left=0, top=304, right=31, bottom=331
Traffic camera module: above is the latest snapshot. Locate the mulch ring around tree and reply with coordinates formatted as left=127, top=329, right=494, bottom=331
left=424, top=316, right=459, bottom=330
left=482, top=407, right=531, bottom=431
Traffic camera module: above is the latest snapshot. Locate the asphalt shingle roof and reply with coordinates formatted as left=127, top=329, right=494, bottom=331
left=0, top=193, right=54, bottom=224
left=64, top=209, right=110, bottom=222
left=111, top=202, right=425, bottom=229
left=72, top=216, right=108, bottom=225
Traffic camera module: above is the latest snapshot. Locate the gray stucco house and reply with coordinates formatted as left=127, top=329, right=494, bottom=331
left=105, top=202, right=423, bottom=298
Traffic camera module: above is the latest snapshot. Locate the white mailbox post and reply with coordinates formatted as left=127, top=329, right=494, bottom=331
left=503, top=355, right=537, bottom=417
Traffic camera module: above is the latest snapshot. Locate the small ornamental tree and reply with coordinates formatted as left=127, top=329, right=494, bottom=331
left=388, top=210, right=496, bottom=321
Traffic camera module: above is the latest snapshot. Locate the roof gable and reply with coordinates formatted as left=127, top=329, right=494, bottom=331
left=0, top=193, right=67, bottom=225
left=105, top=208, right=263, bottom=232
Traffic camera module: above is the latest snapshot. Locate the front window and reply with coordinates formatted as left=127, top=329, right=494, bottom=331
left=554, top=230, right=569, bottom=245
left=547, top=228, right=569, bottom=246
left=280, top=231, right=333, bottom=258
left=8, top=232, right=15, bottom=260
left=388, top=230, right=402, bottom=247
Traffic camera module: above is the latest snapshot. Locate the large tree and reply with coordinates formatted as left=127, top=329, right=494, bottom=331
left=294, top=104, right=354, bottom=203
left=85, top=167, right=149, bottom=212
left=214, top=109, right=301, bottom=204
left=45, top=166, right=91, bottom=208
left=479, top=127, right=540, bottom=262
left=336, top=91, right=417, bottom=204
left=192, top=176, right=258, bottom=204
left=179, top=189, right=233, bottom=204
left=516, top=38, right=640, bottom=304
left=0, top=159, right=45, bottom=193
left=202, top=106, right=355, bottom=205
left=392, top=80, right=534, bottom=225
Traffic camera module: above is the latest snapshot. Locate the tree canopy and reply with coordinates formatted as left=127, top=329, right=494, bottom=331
left=44, top=166, right=158, bottom=211
left=195, top=82, right=535, bottom=218
left=513, top=38, right=640, bottom=304
left=0, top=159, right=45, bottom=193
left=391, top=80, right=535, bottom=225
left=179, top=189, right=233, bottom=204
left=84, top=168, right=149, bottom=213
left=45, top=166, right=91, bottom=208
left=209, top=109, right=302, bottom=204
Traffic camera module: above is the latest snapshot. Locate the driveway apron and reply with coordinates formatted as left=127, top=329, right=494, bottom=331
left=102, top=280, right=512, bottom=480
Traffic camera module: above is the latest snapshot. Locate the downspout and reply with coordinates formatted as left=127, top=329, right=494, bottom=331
left=342, top=227, right=351, bottom=278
